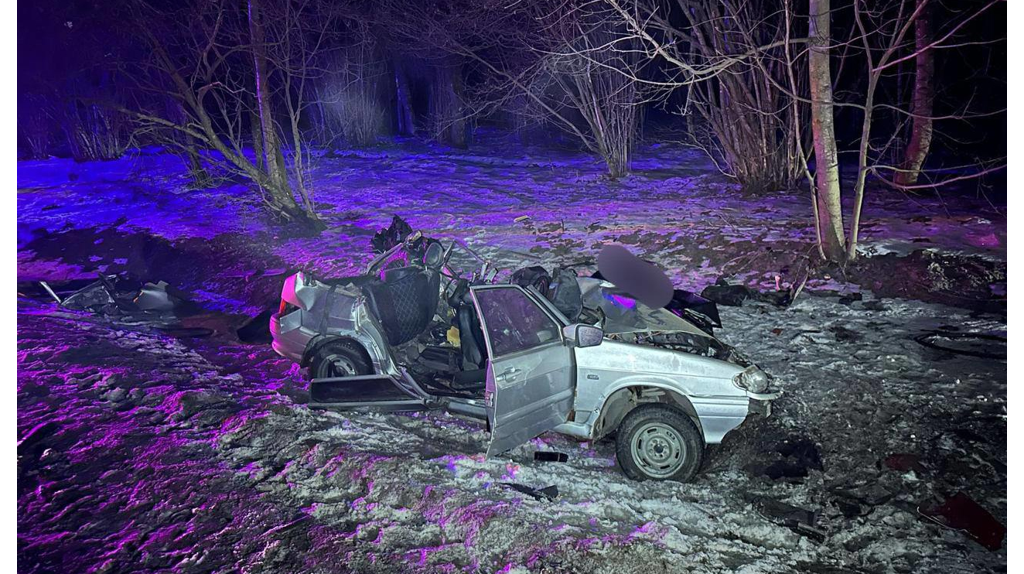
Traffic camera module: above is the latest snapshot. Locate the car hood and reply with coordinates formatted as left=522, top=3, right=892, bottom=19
left=577, top=277, right=748, bottom=365
left=578, top=277, right=710, bottom=337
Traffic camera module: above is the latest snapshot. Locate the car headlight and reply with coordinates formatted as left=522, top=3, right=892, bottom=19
left=735, top=366, right=769, bottom=393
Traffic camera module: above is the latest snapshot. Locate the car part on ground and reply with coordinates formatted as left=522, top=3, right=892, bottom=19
left=501, top=483, right=558, bottom=501
left=533, top=451, right=568, bottom=463
left=919, top=492, right=1005, bottom=551
left=913, top=330, right=1007, bottom=359
left=752, top=496, right=827, bottom=543
left=54, top=274, right=198, bottom=318
left=701, top=278, right=799, bottom=308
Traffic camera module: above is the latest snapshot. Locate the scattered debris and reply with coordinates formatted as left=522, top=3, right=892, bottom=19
left=701, top=279, right=792, bottom=308
left=913, top=330, right=1007, bottom=359
left=371, top=215, right=414, bottom=254
left=38, top=281, right=61, bottom=304
left=57, top=274, right=198, bottom=318
left=752, top=495, right=826, bottom=542
left=838, top=292, right=863, bottom=305
left=154, top=326, right=215, bottom=339
left=533, top=451, right=568, bottom=463
left=501, top=483, right=558, bottom=501
left=59, top=275, right=119, bottom=312
left=830, top=482, right=895, bottom=518
left=920, top=492, right=1005, bottom=551
left=700, top=281, right=751, bottom=307
left=134, top=281, right=177, bottom=312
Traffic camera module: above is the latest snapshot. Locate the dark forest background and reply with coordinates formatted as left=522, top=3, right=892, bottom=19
left=17, top=0, right=1006, bottom=261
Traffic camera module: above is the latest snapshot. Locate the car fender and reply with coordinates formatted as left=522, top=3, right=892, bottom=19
left=301, top=335, right=372, bottom=368
left=589, top=381, right=705, bottom=442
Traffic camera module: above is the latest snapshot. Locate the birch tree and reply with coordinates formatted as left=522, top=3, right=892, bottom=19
left=808, top=0, right=846, bottom=261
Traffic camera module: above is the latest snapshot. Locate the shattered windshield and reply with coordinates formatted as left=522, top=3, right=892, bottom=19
left=578, top=278, right=709, bottom=337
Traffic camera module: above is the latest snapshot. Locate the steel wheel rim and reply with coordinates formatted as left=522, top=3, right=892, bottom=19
left=319, top=353, right=358, bottom=378
left=630, top=422, right=686, bottom=478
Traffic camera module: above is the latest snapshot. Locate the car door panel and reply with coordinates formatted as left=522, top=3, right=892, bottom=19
left=470, top=286, right=575, bottom=456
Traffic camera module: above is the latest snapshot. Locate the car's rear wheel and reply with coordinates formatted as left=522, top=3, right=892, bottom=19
left=309, top=340, right=373, bottom=379
left=615, top=404, right=704, bottom=482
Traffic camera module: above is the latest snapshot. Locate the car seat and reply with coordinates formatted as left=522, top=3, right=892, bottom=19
left=362, top=267, right=440, bottom=346
left=452, top=294, right=488, bottom=389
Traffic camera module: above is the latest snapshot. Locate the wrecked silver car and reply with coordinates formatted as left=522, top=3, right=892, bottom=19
left=270, top=222, right=780, bottom=482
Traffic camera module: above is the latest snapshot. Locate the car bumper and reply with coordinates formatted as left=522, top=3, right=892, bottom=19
left=270, top=311, right=314, bottom=363
left=747, top=388, right=782, bottom=417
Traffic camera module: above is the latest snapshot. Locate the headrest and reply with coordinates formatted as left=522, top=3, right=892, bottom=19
left=423, top=241, right=444, bottom=269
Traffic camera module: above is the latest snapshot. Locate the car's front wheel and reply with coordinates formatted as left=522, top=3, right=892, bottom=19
left=309, top=340, right=373, bottom=379
left=615, top=404, right=704, bottom=482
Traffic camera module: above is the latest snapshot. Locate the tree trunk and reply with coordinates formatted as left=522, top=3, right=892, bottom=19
left=895, top=0, right=934, bottom=187
left=247, top=0, right=300, bottom=215
left=184, top=134, right=211, bottom=188
left=250, top=107, right=265, bottom=171
left=449, top=63, right=469, bottom=148
left=394, top=61, right=415, bottom=136
left=807, top=0, right=846, bottom=262
left=431, top=64, right=467, bottom=148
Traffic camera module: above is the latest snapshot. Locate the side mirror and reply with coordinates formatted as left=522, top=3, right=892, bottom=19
left=563, top=324, right=604, bottom=348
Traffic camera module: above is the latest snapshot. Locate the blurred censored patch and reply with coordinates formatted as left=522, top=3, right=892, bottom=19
left=596, top=244, right=673, bottom=309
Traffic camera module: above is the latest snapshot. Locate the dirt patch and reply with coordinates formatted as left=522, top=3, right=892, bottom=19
left=847, top=251, right=1005, bottom=313
left=679, top=234, right=1004, bottom=314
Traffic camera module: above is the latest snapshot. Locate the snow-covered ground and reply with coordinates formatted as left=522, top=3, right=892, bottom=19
left=18, top=135, right=1006, bottom=572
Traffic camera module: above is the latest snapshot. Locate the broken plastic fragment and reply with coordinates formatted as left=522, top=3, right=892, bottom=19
left=533, top=451, right=568, bottom=463
left=501, top=483, right=558, bottom=501
left=920, top=492, right=1005, bottom=551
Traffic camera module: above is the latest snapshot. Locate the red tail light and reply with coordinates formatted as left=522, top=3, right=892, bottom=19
left=279, top=299, right=298, bottom=316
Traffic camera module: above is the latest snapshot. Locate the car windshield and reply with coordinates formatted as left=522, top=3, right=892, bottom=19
left=578, top=278, right=709, bottom=337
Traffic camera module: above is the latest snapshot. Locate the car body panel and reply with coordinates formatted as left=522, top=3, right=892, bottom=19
left=308, top=374, right=427, bottom=411
left=471, top=285, right=576, bottom=456
left=571, top=340, right=749, bottom=443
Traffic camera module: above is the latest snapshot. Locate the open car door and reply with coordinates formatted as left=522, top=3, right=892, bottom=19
left=470, top=285, right=575, bottom=456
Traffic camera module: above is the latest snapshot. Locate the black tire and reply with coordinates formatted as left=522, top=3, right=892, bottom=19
left=615, top=404, right=704, bottom=483
left=308, top=339, right=373, bottom=379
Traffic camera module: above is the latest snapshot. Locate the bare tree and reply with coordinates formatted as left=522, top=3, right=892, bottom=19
left=540, top=18, right=641, bottom=178
left=893, top=0, right=933, bottom=187
left=607, top=0, right=808, bottom=191
left=839, top=0, right=1003, bottom=260
left=808, top=0, right=846, bottom=261
left=119, top=0, right=336, bottom=229
left=385, top=0, right=644, bottom=177
left=609, top=0, right=1003, bottom=262
left=314, top=29, right=390, bottom=148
